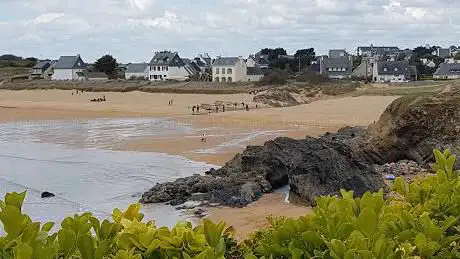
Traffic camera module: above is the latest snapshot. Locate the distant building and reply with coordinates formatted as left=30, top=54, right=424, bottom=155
left=125, top=63, right=148, bottom=80
left=433, top=63, right=460, bottom=79
left=31, top=60, right=56, bottom=79
left=51, top=55, right=86, bottom=80
left=329, top=49, right=347, bottom=58
left=351, top=57, right=374, bottom=78
left=246, top=54, right=270, bottom=69
left=319, top=54, right=353, bottom=79
left=212, top=56, right=247, bottom=82
left=372, top=60, right=416, bottom=83
left=357, top=45, right=400, bottom=57
left=246, top=67, right=265, bottom=82
left=148, top=51, right=191, bottom=81
left=437, top=48, right=451, bottom=58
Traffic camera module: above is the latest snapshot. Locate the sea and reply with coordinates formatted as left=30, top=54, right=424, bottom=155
left=0, top=117, right=216, bottom=227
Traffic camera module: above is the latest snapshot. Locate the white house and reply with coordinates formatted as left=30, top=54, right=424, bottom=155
left=30, top=60, right=56, bottom=79
left=372, top=61, right=416, bottom=83
left=148, top=51, right=191, bottom=81
left=212, top=57, right=247, bottom=82
left=433, top=63, right=460, bottom=79
left=125, top=63, right=148, bottom=80
left=51, top=55, right=86, bottom=80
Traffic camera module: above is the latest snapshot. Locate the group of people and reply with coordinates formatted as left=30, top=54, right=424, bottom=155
left=192, top=102, right=257, bottom=115
left=71, top=89, right=84, bottom=96
left=90, top=95, right=106, bottom=102
left=168, top=99, right=174, bottom=106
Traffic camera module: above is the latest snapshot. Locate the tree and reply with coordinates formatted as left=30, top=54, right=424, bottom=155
left=455, top=52, right=460, bottom=60
left=94, top=55, right=117, bottom=78
left=294, top=48, right=316, bottom=71
left=259, top=48, right=287, bottom=61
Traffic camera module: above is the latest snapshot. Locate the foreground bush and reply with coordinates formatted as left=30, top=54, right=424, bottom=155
left=0, top=148, right=459, bottom=258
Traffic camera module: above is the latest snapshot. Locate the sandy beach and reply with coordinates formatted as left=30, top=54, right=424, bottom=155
left=0, top=89, right=398, bottom=236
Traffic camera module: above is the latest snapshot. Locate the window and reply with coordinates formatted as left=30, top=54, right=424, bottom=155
left=215, top=77, right=220, bottom=82
left=221, top=77, right=226, bottom=82
left=394, top=68, right=398, bottom=71
left=227, top=77, right=232, bottom=82
left=157, top=66, right=160, bottom=71
left=383, top=68, right=387, bottom=72
left=227, top=68, right=232, bottom=74
left=153, top=66, right=156, bottom=71
left=166, top=67, right=168, bottom=71
left=222, top=68, right=226, bottom=75
left=328, top=68, right=332, bottom=72
left=153, top=75, right=157, bottom=79
left=215, top=68, right=219, bottom=74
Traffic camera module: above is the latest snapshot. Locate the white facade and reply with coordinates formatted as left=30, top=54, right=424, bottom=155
left=148, top=65, right=189, bottom=81
left=372, top=64, right=407, bottom=83
left=247, top=74, right=264, bottom=82
left=433, top=74, right=460, bottom=79
left=52, top=69, right=84, bottom=80
left=212, top=58, right=247, bottom=82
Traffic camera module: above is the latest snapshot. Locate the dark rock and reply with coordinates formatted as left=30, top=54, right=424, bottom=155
left=41, top=191, right=55, bottom=198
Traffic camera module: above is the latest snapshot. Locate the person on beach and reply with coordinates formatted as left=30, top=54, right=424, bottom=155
left=192, top=105, right=196, bottom=114
left=215, top=105, right=219, bottom=113
left=201, top=133, right=207, bottom=142
left=234, top=102, right=237, bottom=110
left=223, top=105, right=225, bottom=112
left=245, top=104, right=249, bottom=111
left=196, top=105, right=200, bottom=113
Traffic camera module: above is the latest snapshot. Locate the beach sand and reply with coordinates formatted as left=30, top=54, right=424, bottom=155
left=0, top=89, right=398, bottom=237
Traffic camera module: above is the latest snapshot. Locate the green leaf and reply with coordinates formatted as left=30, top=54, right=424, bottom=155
left=42, top=222, right=55, bottom=232
left=356, top=208, right=377, bottom=237
left=58, top=228, right=77, bottom=256
left=301, top=231, right=323, bottom=248
left=78, top=234, right=95, bottom=259
left=14, top=243, right=33, bottom=259
left=4, top=191, right=26, bottom=210
left=0, top=205, right=28, bottom=239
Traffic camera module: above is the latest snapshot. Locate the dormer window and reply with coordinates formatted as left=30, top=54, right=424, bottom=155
left=383, top=67, right=387, bottom=72
left=394, top=68, right=398, bottom=71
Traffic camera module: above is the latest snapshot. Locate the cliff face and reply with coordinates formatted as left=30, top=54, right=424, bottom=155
left=141, top=91, right=460, bottom=207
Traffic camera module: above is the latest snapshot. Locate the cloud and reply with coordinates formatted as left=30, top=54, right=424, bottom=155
left=30, top=12, right=64, bottom=24
left=127, top=0, right=154, bottom=11
left=127, top=11, right=181, bottom=30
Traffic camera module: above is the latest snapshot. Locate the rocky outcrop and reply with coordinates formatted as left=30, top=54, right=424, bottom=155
left=141, top=128, right=384, bottom=206
left=141, top=91, right=460, bottom=207
left=367, top=93, right=460, bottom=169
left=253, top=90, right=300, bottom=107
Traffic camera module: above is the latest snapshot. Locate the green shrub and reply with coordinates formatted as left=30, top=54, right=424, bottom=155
left=1, top=148, right=459, bottom=258
left=257, top=69, right=288, bottom=86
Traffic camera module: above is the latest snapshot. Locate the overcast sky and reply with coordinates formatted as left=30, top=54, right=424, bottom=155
left=1, top=0, right=459, bottom=63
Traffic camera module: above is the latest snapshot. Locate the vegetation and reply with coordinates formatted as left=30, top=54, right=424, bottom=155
left=0, top=54, right=37, bottom=68
left=1, top=148, right=459, bottom=258
left=94, top=55, right=118, bottom=79
left=296, top=71, right=329, bottom=84
left=257, top=69, right=288, bottom=86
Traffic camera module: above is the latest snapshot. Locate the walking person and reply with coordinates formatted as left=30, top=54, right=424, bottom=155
left=245, top=104, right=249, bottom=111
left=215, top=105, right=219, bottom=113
left=196, top=105, right=200, bottom=114
left=192, top=105, right=196, bottom=114
left=223, top=105, right=225, bottom=113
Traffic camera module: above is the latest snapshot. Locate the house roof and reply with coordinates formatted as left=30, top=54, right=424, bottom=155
left=247, top=67, right=266, bottom=76
left=358, top=46, right=399, bottom=51
left=321, top=56, right=353, bottom=69
left=212, top=57, right=240, bottom=66
left=54, top=55, right=85, bottom=69
left=376, top=61, right=412, bottom=76
left=126, top=63, right=148, bottom=73
left=434, top=63, right=460, bottom=76
left=33, top=60, right=52, bottom=69
left=149, top=51, right=185, bottom=67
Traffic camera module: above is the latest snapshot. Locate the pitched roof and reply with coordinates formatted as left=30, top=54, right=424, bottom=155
left=321, top=56, right=353, bottom=69
left=434, top=63, right=460, bottom=76
left=33, top=60, right=52, bottom=69
left=376, top=61, right=412, bottom=76
left=247, top=67, right=266, bottom=75
left=126, top=63, right=148, bottom=73
left=54, top=55, right=85, bottom=69
left=212, top=57, right=240, bottom=66
left=149, top=51, right=185, bottom=67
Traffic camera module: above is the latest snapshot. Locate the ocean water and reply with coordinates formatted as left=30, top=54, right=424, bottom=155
left=0, top=118, right=215, bottom=227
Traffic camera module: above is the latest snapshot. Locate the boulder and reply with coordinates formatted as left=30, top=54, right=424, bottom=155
left=41, top=191, right=55, bottom=198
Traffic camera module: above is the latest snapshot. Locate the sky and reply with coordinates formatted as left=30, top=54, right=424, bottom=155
left=0, top=0, right=459, bottom=63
